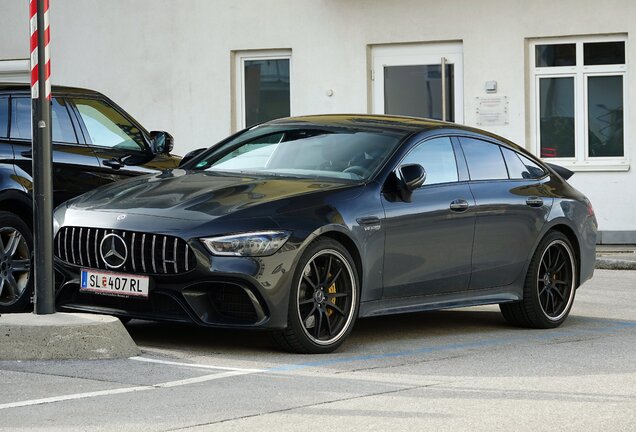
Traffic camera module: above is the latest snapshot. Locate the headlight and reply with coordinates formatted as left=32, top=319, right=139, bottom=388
left=201, top=231, right=291, bottom=257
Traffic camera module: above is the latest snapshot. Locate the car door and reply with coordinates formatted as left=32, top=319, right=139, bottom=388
left=9, top=95, right=102, bottom=207
left=458, top=136, right=553, bottom=290
left=67, top=96, right=173, bottom=185
left=381, top=136, right=475, bottom=298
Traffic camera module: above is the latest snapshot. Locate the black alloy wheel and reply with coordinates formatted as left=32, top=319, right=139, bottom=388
left=273, top=238, right=359, bottom=354
left=0, top=212, right=33, bottom=312
left=500, top=231, right=577, bottom=328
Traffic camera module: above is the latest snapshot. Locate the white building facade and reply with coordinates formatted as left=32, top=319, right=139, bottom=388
left=0, top=0, right=633, bottom=243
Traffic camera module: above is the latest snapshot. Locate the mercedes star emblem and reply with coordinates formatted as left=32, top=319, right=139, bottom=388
left=100, top=233, right=128, bottom=269
left=117, top=214, right=127, bottom=221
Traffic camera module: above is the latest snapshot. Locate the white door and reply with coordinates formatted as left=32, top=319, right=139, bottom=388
left=372, top=42, right=464, bottom=123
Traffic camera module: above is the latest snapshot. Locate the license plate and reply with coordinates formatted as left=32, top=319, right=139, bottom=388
left=80, top=269, right=149, bottom=298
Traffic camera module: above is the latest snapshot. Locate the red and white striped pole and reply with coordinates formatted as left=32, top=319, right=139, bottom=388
left=30, top=0, right=51, bottom=100
left=30, top=0, right=55, bottom=315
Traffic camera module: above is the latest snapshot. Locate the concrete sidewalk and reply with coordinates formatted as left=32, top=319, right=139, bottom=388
left=596, top=245, right=636, bottom=270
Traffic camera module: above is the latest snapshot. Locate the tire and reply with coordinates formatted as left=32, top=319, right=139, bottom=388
left=500, top=231, right=577, bottom=328
left=272, top=238, right=360, bottom=354
left=0, top=211, right=34, bottom=313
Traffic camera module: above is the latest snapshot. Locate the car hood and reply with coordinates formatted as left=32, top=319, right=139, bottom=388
left=66, top=169, right=354, bottom=221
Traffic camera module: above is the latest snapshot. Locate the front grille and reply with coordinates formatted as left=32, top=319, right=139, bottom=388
left=55, top=227, right=196, bottom=275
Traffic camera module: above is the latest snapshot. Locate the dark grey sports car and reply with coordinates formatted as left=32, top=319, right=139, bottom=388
left=53, top=115, right=597, bottom=353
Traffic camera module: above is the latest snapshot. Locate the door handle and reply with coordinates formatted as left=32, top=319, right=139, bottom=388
left=450, top=199, right=469, bottom=212
left=526, top=197, right=544, bottom=207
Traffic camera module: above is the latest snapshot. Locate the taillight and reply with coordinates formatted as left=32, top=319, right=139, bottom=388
left=585, top=199, right=595, bottom=217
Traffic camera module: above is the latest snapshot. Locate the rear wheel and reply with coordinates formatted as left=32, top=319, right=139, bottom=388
left=0, top=212, right=33, bottom=313
left=500, top=231, right=577, bottom=328
left=273, top=238, right=359, bottom=354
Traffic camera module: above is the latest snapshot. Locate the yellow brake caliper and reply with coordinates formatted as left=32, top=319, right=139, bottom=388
left=327, top=275, right=337, bottom=316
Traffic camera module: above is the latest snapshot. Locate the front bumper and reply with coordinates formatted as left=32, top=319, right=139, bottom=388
left=54, top=240, right=300, bottom=330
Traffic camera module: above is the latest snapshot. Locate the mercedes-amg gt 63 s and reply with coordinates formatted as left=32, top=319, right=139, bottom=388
left=53, top=115, right=597, bottom=353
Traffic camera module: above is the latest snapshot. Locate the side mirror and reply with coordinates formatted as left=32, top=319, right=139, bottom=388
left=178, top=147, right=207, bottom=168
left=149, top=131, right=174, bottom=155
left=397, top=163, right=426, bottom=202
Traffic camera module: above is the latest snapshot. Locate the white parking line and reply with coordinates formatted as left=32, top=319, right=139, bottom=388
left=129, top=356, right=265, bottom=373
left=0, top=357, right=264, bottom=411
left=0, top=386, right=151, bottom=410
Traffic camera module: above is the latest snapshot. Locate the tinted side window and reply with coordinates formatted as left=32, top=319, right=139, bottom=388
left=10, top=97, right=31, bottom=140
left=72, top=98, right=146, bottom=151
left=9, top=97, right=77, bottom=143
left=501, top=147, right=530, bottom=179
left=402, top=137, right=458, bottom=185
left=501, top=147, right=546, bottom=179
left=460, top=137, right=508, bottom=181
left=51, top=99, right=78, bottom=143
left=0, top=97, right=7, bottom=138
left=518, top=153, right=546, bottom=179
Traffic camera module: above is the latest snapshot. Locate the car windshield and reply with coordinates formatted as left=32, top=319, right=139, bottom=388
left=192, top=126, right=403, bottom=181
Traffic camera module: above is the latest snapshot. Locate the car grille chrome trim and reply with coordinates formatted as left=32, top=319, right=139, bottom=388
left=78, top=228, right=84, bottom=266
left=131, top=232, right=136, bottom=272
left=141, top=234, right=147, bottom=273
left=151, top=235, right=157, bottom=274
left=172, top=238, right=178, bottom=273
left=54, top=227, right=194, bottom=275
left=85, top=228, right=91, bottom=268
left=162, top=236, right=167, bottom=274
left=71, top=227, right=77, bottom=265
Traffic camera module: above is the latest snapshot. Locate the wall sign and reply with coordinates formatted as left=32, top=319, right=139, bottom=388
left=476, top=96, right=509, bottom=126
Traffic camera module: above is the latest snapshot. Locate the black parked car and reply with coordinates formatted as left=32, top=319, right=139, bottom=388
left=52, top=115, right=597, bottom=353
left=0, top=84, right=180, bottom=312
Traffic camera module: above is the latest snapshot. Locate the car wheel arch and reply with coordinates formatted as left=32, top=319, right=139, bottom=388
left=528, top=220, right=582, bottom=287
left=294, top=225, right=364, bottom=293
left=0, top=190, right=33, bottom=230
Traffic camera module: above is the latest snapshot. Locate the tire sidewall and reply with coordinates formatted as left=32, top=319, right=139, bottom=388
left=527, top=231, right=577, bottom=328
left=287, top=238, right=360, bottom=354
left=0, top=212, right=34, bottom=312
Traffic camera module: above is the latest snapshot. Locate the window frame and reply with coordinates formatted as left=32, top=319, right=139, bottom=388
left=529, top=35, right=628, bottom=171
left=67, top=95, right=150, bottom=153
left=0, top=95, right=8, bottom=138
left=7, top=94, right=81, bottom=146
left=396, top=135, right=461, bottom=188
left=233, top=49, right=292, bottom=131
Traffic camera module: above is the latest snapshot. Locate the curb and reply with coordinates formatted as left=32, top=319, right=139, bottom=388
left=595, top=257, right=636, bottom=271
left=0, top=312, right=140, bottom=361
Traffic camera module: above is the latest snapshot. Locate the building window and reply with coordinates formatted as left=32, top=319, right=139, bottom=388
left=530, top=36, right=627, bottom=170
left=235, top=50, right=291, bottom=129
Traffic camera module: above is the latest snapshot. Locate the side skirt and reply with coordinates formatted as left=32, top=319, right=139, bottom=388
left=359, top=286, right=522, bottom=318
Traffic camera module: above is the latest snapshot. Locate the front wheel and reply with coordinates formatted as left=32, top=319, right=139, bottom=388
left=273, top=238, right=359, bottom=354
left=500, top=231, right=577, bottom=328
left=0, top=212, right=33, bottom=313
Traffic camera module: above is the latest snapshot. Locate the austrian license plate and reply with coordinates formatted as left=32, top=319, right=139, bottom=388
left=80, top=269, right=149, bottom=298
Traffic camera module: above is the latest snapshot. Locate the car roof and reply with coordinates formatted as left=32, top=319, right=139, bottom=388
left=265, top=114, right=539, bottom=161
left=266, top=114, right=447, bottom=134
left=0, top=82, right=102, bottom=96
left=267, top=114, right=510, bottom=138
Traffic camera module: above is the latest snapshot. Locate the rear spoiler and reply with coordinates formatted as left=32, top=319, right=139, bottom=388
left=546, top=163, right=574, bottom=180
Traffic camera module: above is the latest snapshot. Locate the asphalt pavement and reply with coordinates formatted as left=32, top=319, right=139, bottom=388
left=0, top=269, right=635, bottom=431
